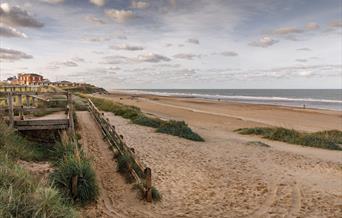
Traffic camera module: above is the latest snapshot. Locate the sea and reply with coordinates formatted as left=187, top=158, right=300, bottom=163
left=125, top=89, right=342, bottom=111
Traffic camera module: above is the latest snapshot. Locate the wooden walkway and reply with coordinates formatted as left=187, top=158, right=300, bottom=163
left=0, top=85, right=74, bottom=132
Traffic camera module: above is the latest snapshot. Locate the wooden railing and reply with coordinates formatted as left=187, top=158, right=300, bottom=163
left=88, top=99, right=153, bottom=202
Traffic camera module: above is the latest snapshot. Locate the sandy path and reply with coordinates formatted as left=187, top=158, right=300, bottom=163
left=77, top=111, right=154, bottom=218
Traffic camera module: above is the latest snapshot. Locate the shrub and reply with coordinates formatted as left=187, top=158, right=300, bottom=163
left=157, top=120, right=204, bottom=141
left=132, top=114, right=164, bottom=128
left=236, top=127, right=342, bottom=150
left=50, top=155, right=99, bottom=205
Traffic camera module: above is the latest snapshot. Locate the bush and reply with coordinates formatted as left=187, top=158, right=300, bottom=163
left=50, top=155, right=99, bottom=205
left=132, top=114, right=164, bottom=128
left=157, top=120, right=204, bottom=142
left=236, top=127, right=342, bottom=150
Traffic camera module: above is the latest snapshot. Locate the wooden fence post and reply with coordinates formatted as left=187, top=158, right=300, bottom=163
left=18, top=94, right=24, bottom=120
left=145, top=168, right=152, bottom=202
left=26, top=95, right=30, bottom=107
left=7, top=92, right=14, bottom=128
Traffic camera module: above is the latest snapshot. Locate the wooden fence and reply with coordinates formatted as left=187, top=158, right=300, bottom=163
left=88, top=99, right=153, bottom=202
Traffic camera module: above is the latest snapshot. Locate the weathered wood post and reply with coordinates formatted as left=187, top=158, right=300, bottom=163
left=7, top=92, right=14, bottom=128
left=145, top=167, right=152, bottom=202
left=26, top=95, right=30, bottom=107
left=67, top=92, right=75, bottom=135
left=18, top=94, right=24, bottom=120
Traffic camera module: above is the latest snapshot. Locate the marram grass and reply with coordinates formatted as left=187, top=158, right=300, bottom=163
left=87, top=96, right=204, bottom=141
left=236, top=127, right=342, bottom=150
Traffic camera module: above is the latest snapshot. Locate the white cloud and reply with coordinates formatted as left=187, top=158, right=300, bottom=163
left=249, top=36, right=278, bottom=48
left=272, top=27, right=303, bottom=35
left=187, top=38, right=200, bottom=44
left=105, top=9, right=134, bottom=23
left=296, top=48, right=311, bottom=51
left=85, top=15, right=106, bottom=25
left=221, top=51, right=238, bottom=57
left=296, top=59, right=307, bottom=63
left=131, top=1, right=149, bottom=9
left=0, top=3, right=43, bottom=28
left=305, top=22, right=320, bottom=30
left=137, top=53, right=171, bottom=63
left=0, top=48, right=33, bottom=61
left=173, top=53, right=201, bottom=60
left=0, top=24, right=27, bottom=38
left=90, top=0, right=106, bottom=7
left=111, top=44, right=144, bottom=51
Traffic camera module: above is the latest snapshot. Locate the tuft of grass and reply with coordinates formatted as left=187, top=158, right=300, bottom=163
left=0, top=120, right=48, bottom=161
left=157, top=120, right=204, bottom=142
left=236, top=127, right=342, bottom=150
left=50, top=154, right=99, bottom=205
left=0, top=155, right=78, bottom=218
left=151, top=186, right=162, bottom=202
left=132, top=114, right=164, bottom=128
left=87, top=96, right=204, bottom=141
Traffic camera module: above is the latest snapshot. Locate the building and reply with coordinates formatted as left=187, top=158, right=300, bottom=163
left=15, top=73, right=44, bottom=85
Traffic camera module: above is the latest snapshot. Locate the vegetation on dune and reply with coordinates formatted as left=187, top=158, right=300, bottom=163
left=86, top=96, right=204, bottom=141
left=50, top=154, right=99, bottom=205
left=61, top=86, right=107, bottom=94
left=236, top=127, right=342, bottom=150
left=157, top=120, right=204, bottom=142
left=0, top=120, right=78, bottom=217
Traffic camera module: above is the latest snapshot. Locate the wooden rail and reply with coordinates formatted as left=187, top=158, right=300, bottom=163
left=88, top=98, right=153, bottom=202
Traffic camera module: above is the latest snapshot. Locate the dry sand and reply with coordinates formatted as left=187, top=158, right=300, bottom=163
left=77, top=92, right=342, bottom=218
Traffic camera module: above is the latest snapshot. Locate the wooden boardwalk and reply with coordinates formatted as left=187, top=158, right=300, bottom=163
left=0, top=85, right=74, bottom=132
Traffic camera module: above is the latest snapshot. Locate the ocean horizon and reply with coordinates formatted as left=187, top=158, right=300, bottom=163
left=117, top=89, right=342, bottom=111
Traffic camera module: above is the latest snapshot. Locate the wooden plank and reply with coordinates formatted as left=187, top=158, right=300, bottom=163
left=14, top=119, right=69, bottom=126
left=16, top=124, right=69, bottom=130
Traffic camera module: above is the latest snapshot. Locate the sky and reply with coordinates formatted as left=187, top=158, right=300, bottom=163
left=0, top=0, right=341, bottom=89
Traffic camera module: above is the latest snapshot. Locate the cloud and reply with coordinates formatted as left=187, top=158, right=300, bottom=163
left=83, top=36, right=110, bottom=42
left=111, top=44, right=144, bottom=51
left=105, top=9, right=134, bottom=23
left=71, top=57, right=85, bottom=62
left=296, top=48, right=311, bottom=51
left=0, top=48, right=33, bottom=61
left=330, top=20, right=342, bottom=28
left=221, top=51, right=238, bottom=57
left=187, top=38, right=200, bottom=44
left=137, top=53, right=171, bottom=63
left=131, top=1, right=149, bottom=9
left=305, top=22, right=320, bottom=30
left=249, top=36, right=278, bottom=48
left=90, top=0, right=106, bottom=7
left=173, top=53, right=201, bottom=60
left=85, top=15, right=106, bottom=25
left=0, top=3, right=44, bottom=28
left=295, top=59, right=307, bottom=63
left=0, top=24, right=27, bottom=38
left=40, top=0, right=64, bottom=4
left=50, top=61, right=78, bottom=68
left=272, top=27, right=303, bottom=35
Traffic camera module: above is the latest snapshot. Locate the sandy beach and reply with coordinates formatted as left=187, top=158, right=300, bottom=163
left=79, top=91, right=342, bottom=217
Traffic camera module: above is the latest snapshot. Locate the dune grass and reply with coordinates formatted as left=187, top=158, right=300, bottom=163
left=0, top=119, right=78, bottom=217
left=87, top=96, right=204, bottom=141
left=236, top=127, right=342, bottom=150
left=50, top=153, right=99, bottom=205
